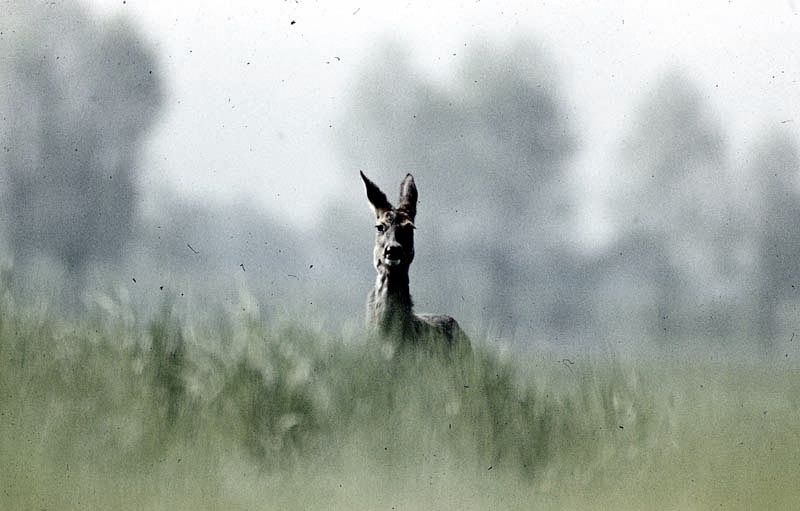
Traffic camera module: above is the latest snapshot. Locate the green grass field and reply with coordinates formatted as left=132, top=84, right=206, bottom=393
left=1, top=294, right=798, bottom=510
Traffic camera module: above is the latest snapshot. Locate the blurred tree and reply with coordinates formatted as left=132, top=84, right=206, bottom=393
left=0, top=1, right=162, bottom=300
left=749, top=129, right=800, bottom=348
left=612, top=70, right=748, bottom=342
left=337, top=39, right=578, bottom=338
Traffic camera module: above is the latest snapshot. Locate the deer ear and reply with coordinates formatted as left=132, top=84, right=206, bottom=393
left=361, top=171, right=392, bottom=216
left=397, top=173, right=417, bottom=220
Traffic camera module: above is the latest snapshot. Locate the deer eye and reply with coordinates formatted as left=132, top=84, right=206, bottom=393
left=375, top=224, right=386, bottom=233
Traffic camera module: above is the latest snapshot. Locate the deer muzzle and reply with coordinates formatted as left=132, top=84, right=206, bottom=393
left=383, top=244, right=404, bottom=266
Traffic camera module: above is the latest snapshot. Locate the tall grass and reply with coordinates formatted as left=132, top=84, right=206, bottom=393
left=1, top=288, right=798, bottom=510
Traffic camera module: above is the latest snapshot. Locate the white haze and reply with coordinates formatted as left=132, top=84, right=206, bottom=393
left=84, top=0, right=800, bottom=248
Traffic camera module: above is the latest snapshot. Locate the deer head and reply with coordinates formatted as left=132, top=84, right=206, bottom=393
left=360, top=171, right=418, bottom=274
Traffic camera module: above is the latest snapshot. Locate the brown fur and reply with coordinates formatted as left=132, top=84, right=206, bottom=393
left=360, top=171, right=471, bottom=356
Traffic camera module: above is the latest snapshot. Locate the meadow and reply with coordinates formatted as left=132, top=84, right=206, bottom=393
left=1, top=289, right=798, bottom=510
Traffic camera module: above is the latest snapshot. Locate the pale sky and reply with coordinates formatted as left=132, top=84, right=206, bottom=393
left=84, top=0, right=800, bottom=243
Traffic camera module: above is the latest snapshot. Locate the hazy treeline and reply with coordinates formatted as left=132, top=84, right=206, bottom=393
left=2, top=2, right=799, bottom=356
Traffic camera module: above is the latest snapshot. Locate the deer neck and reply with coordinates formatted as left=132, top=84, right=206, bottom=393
left=370, top=268, right=415, bottom=334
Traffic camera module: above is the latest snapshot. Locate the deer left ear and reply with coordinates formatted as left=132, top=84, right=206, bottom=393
left=397, top=173, right=417, bottom=220
left=361, top=171, right=393, bottom=217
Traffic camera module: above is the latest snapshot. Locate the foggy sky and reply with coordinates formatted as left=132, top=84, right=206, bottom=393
left=80, top=0, right=800, bottom=242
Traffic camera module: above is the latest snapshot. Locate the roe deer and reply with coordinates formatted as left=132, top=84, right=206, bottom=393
left=360, top=171, right=470, bottom=356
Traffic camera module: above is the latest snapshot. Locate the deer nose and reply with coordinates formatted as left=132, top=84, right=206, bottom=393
left=384, top=244, right=403, bottom=265
left=385, top=243, right=402, bottom=257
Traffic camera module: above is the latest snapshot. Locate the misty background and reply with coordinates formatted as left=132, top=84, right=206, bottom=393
left=2, top=0, right=799, bottom=359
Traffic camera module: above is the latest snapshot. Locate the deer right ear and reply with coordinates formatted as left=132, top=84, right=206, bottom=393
left=361, top=171, right=393, bottom=216
left=397, top=173, right=417, bottom=221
